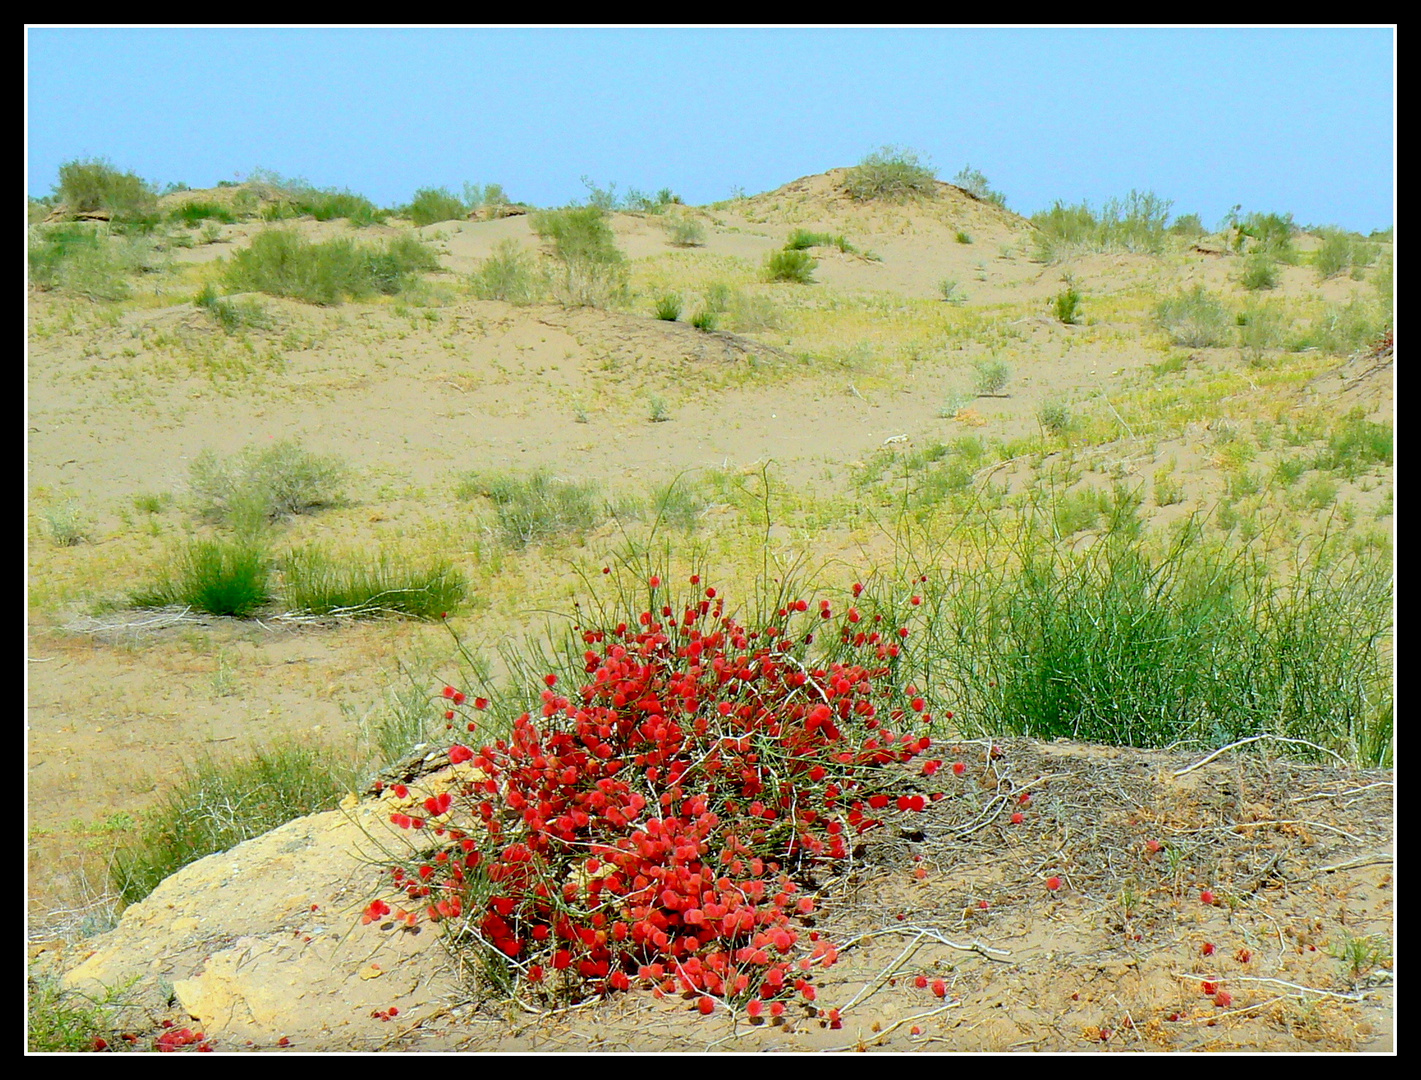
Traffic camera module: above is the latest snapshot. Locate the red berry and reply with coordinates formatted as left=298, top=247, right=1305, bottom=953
left=1200, top=889, right=1216, bottom=905
left=1010, top=812, right=1024, bottom=824
left=697, top=996, right=714, bottom=1015
left=1046, top=876, right=1061, bottom=891
left=1202, top=942, right=1215, bottom=956
left=952, top=761, right=966, bottom=776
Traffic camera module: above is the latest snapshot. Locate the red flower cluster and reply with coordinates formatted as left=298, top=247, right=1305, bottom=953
left=372, top=579, right=942, bottom=1011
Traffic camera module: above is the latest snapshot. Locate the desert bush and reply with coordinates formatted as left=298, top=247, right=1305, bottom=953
left=110, top=739, right=354, bottom=907
left=922, top=529, right=1393, bottom=764
left=1169, top=213, right=1206, bottom=237
left=689, top=308, right=718, bottom=332
left=469, top=240, right=548, bottom=304
left=280, top=545, right=467, bottom=619
left=1154, top=285, right=1230, bottom=347
left=950, top=164, right=1007, bottom=207
left=291, top=186, right=385, bottom=225
left=725, top=291, right=782, bottom=332
left=626, top=186, right=682, bottom=212
left=42, top=499, right=90, bottom=546
left=458, top=469, right=610, bottom=549
left=764, top=248, right=817, bottom=284
left=530, top=205, right=627, bottom=307
left=653, top=293, right=682, bottom=321
left=463, top=182, right=510, bottom=209
left=131, top=537, right=273, bottom=617
left=362, top=572, right=942, bottom=1010
left=531, top=205, right=621, bottom=265
left=55, top=158, right=158, bottom=224
left=1053, top=283, right=1083, bottom=324
left=27, top=975, right=138, bottom=1053
left=1239, top=253, right=1279, bottom=290
left=405, top=187, right=467, bottom=227
left=1236, top=211, right=1295, bottom=257
left=1038, top=401, right=1074, bottom=436
left=939, top=279, right=965, bottom=304
left=1312, top=227, right=1379, bottom=280
left=1032, top=190, right=1172, bottom=260
left=224, top=229, right=437, bottom=304
left=647, top=477, right=708, bottom=531
left=1237, top=302, right=1286, bottom=364
left=661, top=216, right=705, bottom=247
left=785, top=229, right=854, bottom=253
left=955, top=230, right=973, bottom=244
left=973, top=359, right=1011, bottom=395
left=1292, top=298, right=1390, bottom=355
left=188, top=440, right=347, bottom=529
left=168, top=200, right=237, bottom=227
left=194, top=282, right=271, bottom=332
left=1313, top=415, right=1393, bottom=478
left=844, top=145, right=937, bottom=202
left=29, top=227, right=133, bottom=301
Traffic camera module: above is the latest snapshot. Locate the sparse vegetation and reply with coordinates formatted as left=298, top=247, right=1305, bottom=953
left=1312, top=227, right=1379, bottom=280
left=405, top=186, right=467, bottom=227
left=469, top=240, right=548, bottom=305
left=950, top=164, right=1007, bottom=207
left=1031, top=190, right=1173, bottom=261
left=530, top=205, right=628, bottom=307
left=689, top=308, right=718, bottom=332
left=195, top=282, right=271, bottom=332
left=457, top=469, right=613, bottom=549
left=939, top=279, right=966, bottom=304
left=844, top=145, right=937, bottom=202
left=188, top=440, right=347, bottom=530
left=110, top=739, right=356, bottom=907
left=661, top=215, right=706, bottom=247
left=1154, top=285, right=1231, bottom=347
left=1240, top=253, right=1280, bottom=290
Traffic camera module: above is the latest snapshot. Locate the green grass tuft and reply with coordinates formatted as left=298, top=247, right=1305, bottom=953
left=764, top=248, right=817, bottom=284
left=844, top=145, right=937, bottom=202
left=280, top=545, right=467, bottom=619
left=132, top=537, right=273, bottom=617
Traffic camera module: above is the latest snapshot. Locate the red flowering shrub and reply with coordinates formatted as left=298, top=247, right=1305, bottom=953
left=369, top=575, right=943, bottom=1013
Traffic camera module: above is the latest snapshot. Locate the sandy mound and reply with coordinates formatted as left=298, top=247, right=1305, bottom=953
left=51, top=738, right=1392, bottom=1052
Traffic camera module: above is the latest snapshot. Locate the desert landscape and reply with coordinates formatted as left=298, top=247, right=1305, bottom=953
left=27, top=155, right=1393, bottom=1052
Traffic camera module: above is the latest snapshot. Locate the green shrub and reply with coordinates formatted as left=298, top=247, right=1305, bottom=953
left=662, top=216, right=706, bottom=247
left=42, top=499, right=90, bottom=546
left=280, top=545, right=467, bottom=619
left=1237, top=302, right=1286, bottom=364
left=405, top=186, right=467, bottom=227
left=1238, top=211, right=1295, bottom=257
left=168, top=200, right=236, bottom=227
left=458, top=470, right=610, bottom=548
left=654, top=293, right=682, bottom=321
left=530, top=205, right=622, bottom=265
left=690, top=308, right=718, bottom=332
left=973, top=359, right=1011, bottom=395
left=1038, top=401, right=1073, bottom=436
left=1032, top=190, right=1173, bottom=260
left=1240, top=253, right=1279, bottom=290
left=764, top=248, right=817, bottom=284
left=55, top=158, right=157, bottom=223
left=785, top=229, right=853, bottom=252
left=1292, top=298, right=1390, bottom=354
left=294, top=187, right=385, bottom=225
left=844, top=145, right=937, bottom=202
left=648, top=395, right=671, bottom=422
left=1169, top=213, right=1206, bottom=237
left=27, top=976, right=136, bottom=1052
left=188, top=440, right=347, bottom=528
left=224, top=230, right=437, bottom=304
left=939, top=278, right=965, bottom=304
left=626, top=187, right=682, bottom=212
left=29, top=227, right=133, bottom=300
left=1314, top=416, right=1393, bottom=478
left=955, top=230, right=973, bottom=244
left=530, top=205, right=626, bottom=307
left=1053, top=283, right=1083, bottom=324
left=725, top=291, right=781, bottom=332
left=110, top=740, right=354, bottom=907
left=131, top=537, right=273, bottom=617
left=924, top=530, right=1393, bottom=764
left=1312, top=227, right=1379, bottom=280
left=647, top=477, right=708, bottom=531
left=469, top=240, right=548, bottom=304
left=950, top=164, right=1007, bottom=207
left=463, top=182, right=510, bottom=209
left=1154, top=285, right=1230, bottom=347
left=194, top=282, right=270, bottom=333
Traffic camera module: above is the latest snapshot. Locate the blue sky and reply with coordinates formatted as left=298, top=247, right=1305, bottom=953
left=26, top=27, right=1395, bottom=232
